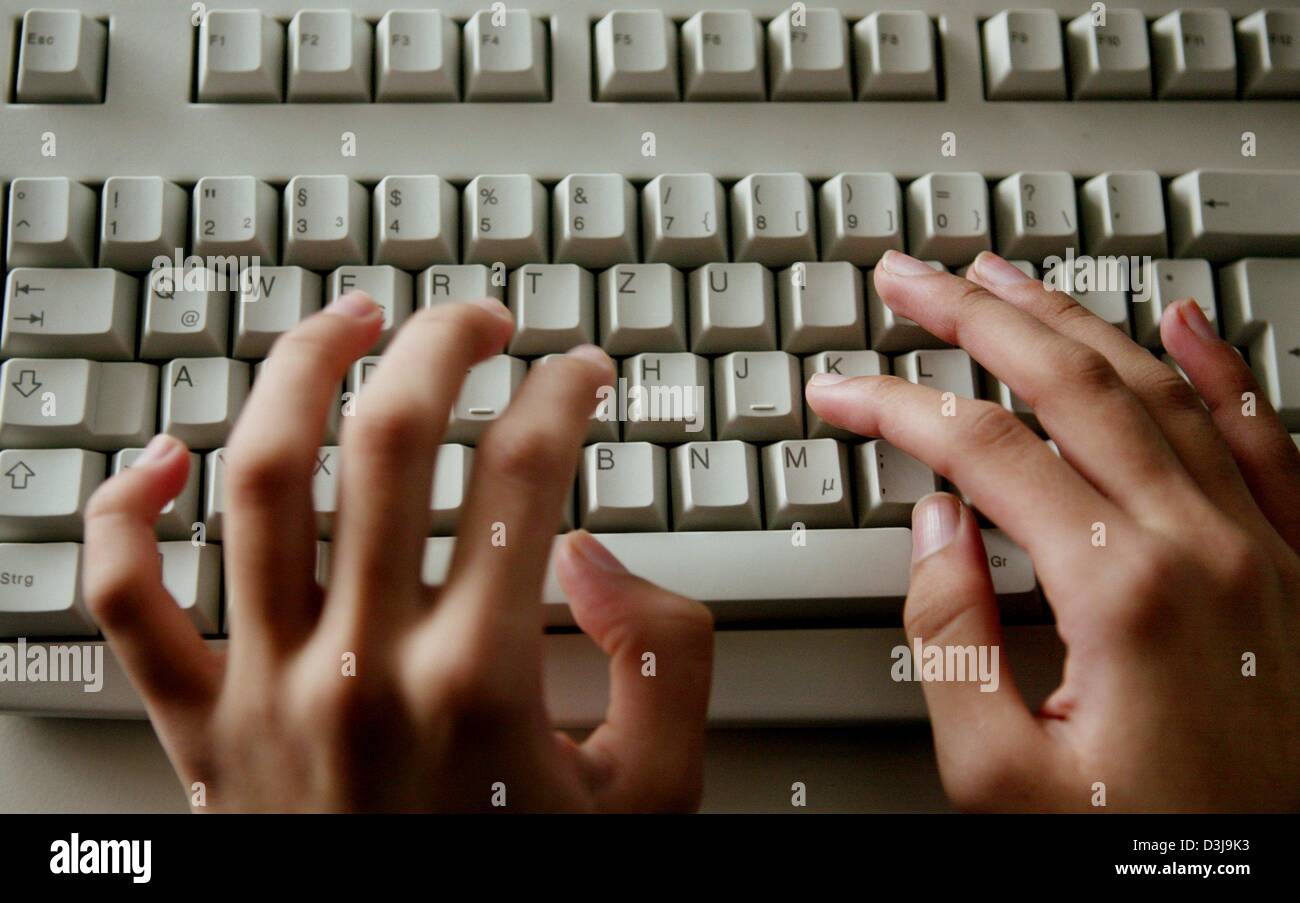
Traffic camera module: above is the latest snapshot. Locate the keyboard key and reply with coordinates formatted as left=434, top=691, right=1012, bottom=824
left=160, top=358, right=251, bottom=449
left=598, top=264, right=687, bottom=354
left=202, top=449, right=227, bottom=540
left=671, top=441, right=761, bottom=530
left=681, top=10, right=765, bottom=101
left=1066, top=8, right=1152, bottom=99
left=1152, top=9, right=1237, bottom=99
left=803, top=350, right=886, bottom=439
left=731, top=174, right=817, bottom=265
left=982, top=9, right=1067, bottom=100
left=159, top=542, right=222, bottom=634
left=0, top=359, right=156, bottom=451
left=112, top=448, right=201, bottom=540
left=430, top=443, right=473, bottom=535
left=993, top=171, right=1080, bottom=262
left=418, top=264, right=504, bottom=307
left=690, top=263, right=777, bottom=353
left=579, top=442, right=668, bottom=532
left=714, top=351, right=802, bottom=441
left=553, top=174, right=638, bottom=268
left=643, top=174, right=728, bottom=267
left=376, top=10, right=460, bottom=102
left=1168, top=170, right=1300, bottom=261
left=463, top=174, right=548, bottom=268
left=907, top=173, right=992, bottom=265
left=1237, top=10, right=1300, bottom=98
left=284, top=176, right=369, bottom=269
left=193, top=176, right=279, bottom=263
left=853, top=11, right=938, bottom=100
left=287, top=10, right=372, bottom=102
left=0, top=543, right=92, bottom=637
left=1045, top=268, right=1130, bottom=333
left=6, top=178, right=96, bottom=268
left=141, top=268, right=230, bottom=358
left=854, top=439, right=939, bottom=527
left=867, top=260, right=948, bottom=352
left=464, top=10, right=548, bottom=101
left=197, top=10, right=284, bottom=102
left=2, top=268, right=136, bottom=360
left=762, top=438, right=852, bottom=529
left=1220, top=258, right=1300, bottom=429
left=593, top=10, right=679, bottom=101
left=1080, top=170, right=1168, bottom=258
left=506, top=264, right=595, bottom=355
left=234, top=267, right=322, bottom=358
left=622, top=352, right=711, bottom=442
left=778, top=261, right=866, bottom=353
left=896, top=348, right=979, bottom=399
left=0, top=449, right=104, bottom=542
left=371, top=176, right=458, bottom=269
left=15, top=10, right=106, bottom=103
left=444, top=354, right=526, bottom=444
left=99, top=177, right=188, bottom=270
left=1134, top=259, right=1217, bottom=348
left=327, top=266, right=414, bottom=351
left=985, top=372, right=1038, bottom=431
left=767, top=7, right=852, bottom=101
left=818, top=173, right=904, bottom=265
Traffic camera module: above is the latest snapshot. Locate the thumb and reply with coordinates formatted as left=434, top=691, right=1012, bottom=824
left=555, top=530, right=714, bottom=812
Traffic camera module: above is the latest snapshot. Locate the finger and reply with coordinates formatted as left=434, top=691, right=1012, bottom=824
left=873, top=251, right=1197, bottom=519
left=902, top=493, right=1057, bottom=812
left=222, top=292, right=384, bottom=652
left=557, top=531, right=713, bottom=812
left=330, top=298, right=514, bottom=627
left=1162, top=298, right=1300, bottom=548
left=84, top=434, right=221, bottom=715
left=965, top=252, right=1263, bottom=528
left=806, top=373, right=1125, bottom=596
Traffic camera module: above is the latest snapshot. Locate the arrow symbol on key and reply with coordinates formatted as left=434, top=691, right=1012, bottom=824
left=14, top=219, right=30, bottom=228
left=1203, top=198, right=1230, bottom=209
left=15, top=283, right=44, bottom=295
left=13, top=312, right=45, bottom=326
left=11, top=369, right=42, bottom=398
left=4, top=460, right=35, bottom=490
left=1288, top=347, right=1300, bottom=358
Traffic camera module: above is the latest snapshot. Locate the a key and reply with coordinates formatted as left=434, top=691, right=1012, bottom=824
left=506, top=264, right=595, bottom=355
left=778, top=262, right=865, bottom=353
left=1066, top=8, right=1152, bottom=99
left=6, top=178, right=97, bottom=268
left=418, top=265, right=505, bottom=307
left=553, top=174, right=638, bottom=269
left=853, top=11, right=938, bottom=100
left=1134, top=259, right=1217, bottom=348
left=1080, top=171, right=1168, bottom=258
left=1168, top=170, right=1300, bottom=261
left=714, top=351, right=803, bottom=441
left=2, top=268, right=136, bottom=360
left=731, top=174, right=817, bottom=266
left=112, top=448, right=201, bottom=540
left=671, top=441, right=762, bottom=530
left=907, top=173, right=991, bottom=265
left=159, top=542, right=222, bottom=634
left=531, top=354, right=619, bottom=443
left=327, top=266, right=414, bottom=352
left=463, top=174, right=548, bottom=268
left=0, top=449, right=104, bottom=542
left=681, top=10, right=765, bottom=101
left=767, top=7, right=852, bottom=101
left=202, top=449, right=227, bottom=540
left=982, top=9, right=1067, bottom=100
left=854, top=439, right=939, bottom=527
left=463, top=10, right=549, bottom=101
left=803, top=350, right=886, bottom=439
left=193, top=177, right=279, bottom=263
left=598, top=264, right=687, bottom=354
left=160, top=358, right=251, bottom=449
left=15, top=9, right=106, bottom=103
left=579, top=442, right=669, bottom=532
left=234, top=267, right=322, bottom=358
left=994, top=172, right=1080, bottom=262
left=140, top=268, right=230, bottom=358
left=1237, top=9, right=1300, bottom=98
left=376, top=10, right=460, bottom=102
left=444, top=355, right=527, bottom=444
left=896, top=348, right=978, bottom=399
left=622, top=353, right=711, bottom=442
left=762, top=439, right=852, bottom=529
left=99, top=177, right=188, bottom=270
left=867, top=259, right=948, bottom=352
left=1152, top=9, right=1237, bottom=99
left=1220, top=259, right=1300, bottom=429
left=284, top=175, right=369, bottom=269
left=0, top=543, right=92, bottom=637
left=689, top=264, right=777, bottom=353
left=197, top=10, right=284, bottom=102
left=287, top=10, right=372, bottom=101
left=642, top=174, right=729, bottom=267
left=594, top=10, right=679, bottom=101
left=373, top=175, right=459, bottom=269
left=818, top=173, right=904, bottom=265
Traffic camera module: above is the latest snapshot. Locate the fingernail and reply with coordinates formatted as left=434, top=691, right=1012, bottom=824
left=974, top=252, right=1032, bottom=286
left=881, top=250, right=940, bottom=277
left=1177, top=299, right=1218, bottom=342
left=134, top=433, right=181, bottom=468
left=326, top=291, right=379, bottom=318
left=808, top=372, right=850, bottom=387
left=570, top=530, right=626, bottom=573
left=912, top=493, right=961, bottom=562
left=466, top=296, right=514, bottom=322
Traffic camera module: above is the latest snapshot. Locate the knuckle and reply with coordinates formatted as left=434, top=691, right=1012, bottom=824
left=1103, top=541, right=1189, bottom=641
left=481, top=424, right=569, bottom=484
left=1143, top=368, right=1205, bottom=417
left=961, top=401, right=1027, bottom=455
left=1063, top=344, right=1125, bottom=397
left=223, top=445, right=301, bottom=510
left=948, top=283, right=997, bottom=345
left=1210, top=528, right=1272, bottom=594
left=352, top=404, right=429, bottom=462
left=903, top=583, right=983, bottom=647
left=84, top=563, right=142, bottom=631
left=943, top=749, right=1029, bottom=812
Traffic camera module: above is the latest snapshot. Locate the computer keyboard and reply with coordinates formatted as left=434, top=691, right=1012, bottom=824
left=0, top=0, right=1298, bottom=723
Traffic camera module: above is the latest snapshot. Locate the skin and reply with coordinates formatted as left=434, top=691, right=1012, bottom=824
left=84, top=251, right=1300, bottom=812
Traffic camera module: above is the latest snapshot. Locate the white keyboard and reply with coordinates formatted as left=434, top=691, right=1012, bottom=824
left=1, top=0, right=1298, bottom=723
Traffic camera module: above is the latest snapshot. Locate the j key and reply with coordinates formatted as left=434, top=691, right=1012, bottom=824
left=715, top=351, right=803, bottom=441
left=2, top=268, right=136, bottom=360
left=681, top=10, right=765, bottom=101
left=374, top=175, right=459, bottom=269
left=197, top=10, right=284, bottom=102
left=803, top=350, right=886, bottom=439
left=6, top=178, right=96, bottom=268
left=112, top=447, right=202, bottom=540
left=15, top=10, right=105, bottom=103
left=598, top=264, right=687, bottom=354
left=1066, top=8, right=1152, bottom=99
left=507, top=264, right=595, bottom=355
left=0, top=359, right=157, bottom=451
left=854, top=439, right=939, bottom=527
left=159, top=542, right=222, bottom=634
left=376, top=10, right=460, bottom=102
left=896, top=349, right=979, bottom=399
left=140, top=268, right=230, bottom=358
left=193, top=177, right=279, bottom=263
left=0, top=449, right=104, bottom=542
left=327, top=266, right=414, bottom=351
left=593, top=10, right=679, bottom=101
left=579, top=442, right=669, bottom=532
left=690, top=263, right=777, bottom=353
left=643, top=174, right=729, bottom=268
left=1152, top=9, right=1236, bottom=99
left=463, top=175, right=549, bottom=268
left=1080, top=171, right=1168, bottom=258
left=853, top=11, right=938, bottom=100
left=1220, top=259, right=1300, bottom=429
left=1237, top=10, right=1300, bottom=98
left=1134, top=259, right=1217, bottom=348
left=234, top=267, right=322, bottom=359
left=671, top=441, right=762, bottom=530
left=444, top=355, right=527, bottom=444
left=1168, top=170, right=1300, bottom=262
left=767, top=7, right=852, bottom=101
left=287, top=10, right=372, bottom=101
left=553, top=174, right=638, bottom=269
left=907, top=173, right=991, bottom=265
left=867, top=259, right=948, bottom=352
left=982, top=9, right=1067, bottom=100
left=99, top=177, right=188, bottom=270
left=994, top=172, right=1080, bottom=262
left=160, top=358, right=251, bottom=449
left=418, top=265, right=504, bottom=307
left=778, top=262, right=866, bottom=353
left=818, top=173, right=904, bottom=265
left=464, top=10, right=548, bottom=102
left=622, top=352, right=711, bottom=443
left=0, top=543, right=92, bottom=637
left=731, top=174, right=817, bottom=266
left=284, top=176, right=369, bottom=269
left=762, top=439, right=852, bottom=529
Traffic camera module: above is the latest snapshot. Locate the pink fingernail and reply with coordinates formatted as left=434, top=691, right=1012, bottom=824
left=912, top=493, right=960, bottom=562
left=974, top=252, right=1032, bottom=286
left=570, top=530, right=626, bottom=573
left=881, top=250, right=941, bottom=277
left=134, top=433, right=180, bottom=468
left=808, top=372, right=850, bottom=387
left=326, top=291, right=379, bottom=318
left=1177, top=299, right=1218, bottom=342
